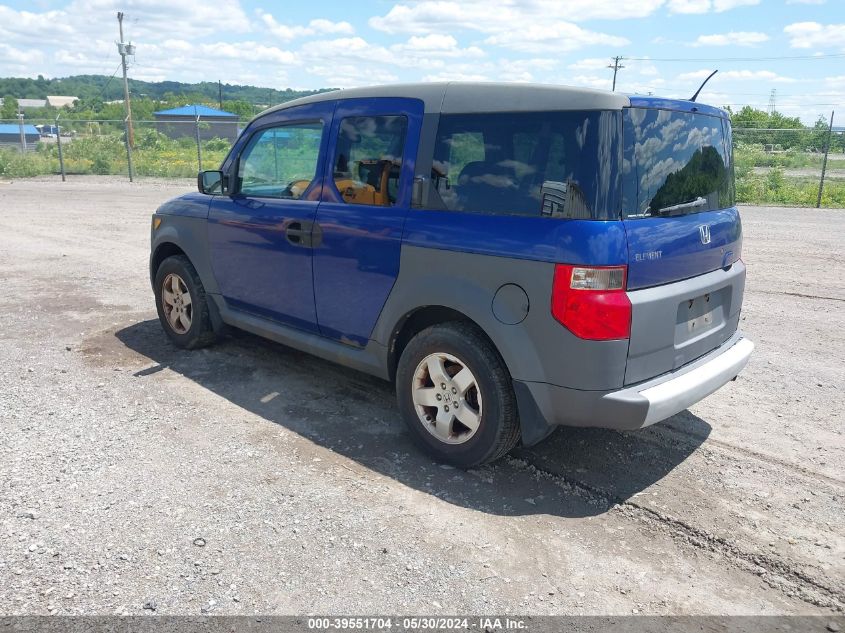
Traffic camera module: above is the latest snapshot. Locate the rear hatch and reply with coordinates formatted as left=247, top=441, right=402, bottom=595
left=621, top=101, right=745, bottom=385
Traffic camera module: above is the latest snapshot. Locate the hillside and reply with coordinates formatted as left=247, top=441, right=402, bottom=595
left=0, top=74, right=332, bottom=107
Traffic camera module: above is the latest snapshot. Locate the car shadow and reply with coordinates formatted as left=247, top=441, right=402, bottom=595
left=115, top=319, right=711, bottom=519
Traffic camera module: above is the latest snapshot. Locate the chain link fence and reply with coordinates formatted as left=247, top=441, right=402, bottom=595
left=0, top=117, right=246, bottom=180
left=1, top=116, right=843, bottom=207
left=732, top=124, right=844, bottom=207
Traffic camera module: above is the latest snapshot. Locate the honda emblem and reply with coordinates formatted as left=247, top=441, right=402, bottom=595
left=699, top=224, right=711, bottom=245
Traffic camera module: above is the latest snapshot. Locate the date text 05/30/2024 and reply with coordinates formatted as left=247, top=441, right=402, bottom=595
left=307, top=617, right=528, bottom=630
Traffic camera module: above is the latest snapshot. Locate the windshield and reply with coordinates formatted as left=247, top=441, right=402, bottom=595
left=622, top=108, right=735, bottom=218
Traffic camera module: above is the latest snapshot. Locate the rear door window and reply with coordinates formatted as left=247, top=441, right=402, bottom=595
left=332, top=115, right=408, bottom=207
left=622, top=108, right=734, bottom=217
left=429, top=111, right=621, bottom=220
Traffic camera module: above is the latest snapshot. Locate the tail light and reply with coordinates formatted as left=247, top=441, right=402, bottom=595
left=551, top=265, right=631, bottom=340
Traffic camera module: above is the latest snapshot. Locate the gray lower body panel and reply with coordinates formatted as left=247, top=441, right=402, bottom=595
left=516, top=330, right=753, bottom=437
left=211, top=294, right=390, bottom=380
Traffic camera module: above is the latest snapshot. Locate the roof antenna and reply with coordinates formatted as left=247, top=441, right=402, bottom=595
left=690, top=70, right=718, bottom=102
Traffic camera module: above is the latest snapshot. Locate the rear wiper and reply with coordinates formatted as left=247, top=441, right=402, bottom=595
left=650, top=197, right=707, bottom=215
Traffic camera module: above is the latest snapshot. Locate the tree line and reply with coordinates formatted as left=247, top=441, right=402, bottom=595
left=0, top=74, right=333, bottom=122
left=727, top=105, right=843, bottom=153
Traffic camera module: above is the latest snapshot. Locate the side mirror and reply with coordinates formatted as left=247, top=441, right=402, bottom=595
left=198, top=170, right=226, bottom=195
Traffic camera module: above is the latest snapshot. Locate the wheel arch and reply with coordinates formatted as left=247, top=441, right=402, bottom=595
left=150, top=241, right=187, bottom=284
left=387, top=305, right=504, bottom=383
left=150, top=215, right=220, bottom=296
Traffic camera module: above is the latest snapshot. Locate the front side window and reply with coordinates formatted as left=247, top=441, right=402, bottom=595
left=332, top=115, right=408, bottom=206
left=622, top=108, right=734, bottom=218
left=238, top=122, right=323, bottom=199
left=429, top=111, right=621, bottom=219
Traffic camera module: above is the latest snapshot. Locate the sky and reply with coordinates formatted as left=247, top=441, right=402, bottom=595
left=0, top=0, right=843, bottom=125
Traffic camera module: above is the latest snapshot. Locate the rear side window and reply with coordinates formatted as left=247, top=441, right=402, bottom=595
left=238, top=123, right=323, bottom=199
left=622, top=108, right=735, bottom=218
left=429, top=111, right=621, bottom=220
left=332, top=115, right=408, bottom=207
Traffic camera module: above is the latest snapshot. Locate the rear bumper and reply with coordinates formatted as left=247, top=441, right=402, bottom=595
left=514, top=331, right=753, bottom=442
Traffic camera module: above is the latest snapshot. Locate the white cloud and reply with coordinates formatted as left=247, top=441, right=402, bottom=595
left=309, top=19, right=356, bottom=35
left=258, top=11, right=354, bottom=41
left=784, top=22, right=845, bottom=49
left=693, top=31, right=769, bottom=46
left=402, top=34, right=456, bottom=50
left=498, top=58, right=559, bottom=82
left=77, top=0, right=251, bottom=39
left=666, top=0, right=710, bottom=13
left=295, top=34, right=480, bottom=76
left=667, top=0, right=759, bottom=12
left=423, top=71, right=491, bottom=83
left=0, top=0, right=253, bottom=75
left=678, top=69, right=797, bottom=83
left=369, top=2, right=633, bottom=55
left=568, top=74, right=613, bottom=90
left=484, top=23, right=629, bottom=53
left=307, top=63, right=399, bottom=88
left=370, top=0, right=666, bottom=34
left=713, top=0, right=760, bottom=10
left=0, top=43, right=46, bottom=66
left=392, top=34, right=485, bottom=58
left=567, top=58, right=613, bottom=71
left=198, top=42, right=295, bottom=65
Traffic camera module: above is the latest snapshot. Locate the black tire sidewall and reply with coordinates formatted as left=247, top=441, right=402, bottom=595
left=396, top=325, right=511, bottom=467
left=153, top=257, right=206, bottom=348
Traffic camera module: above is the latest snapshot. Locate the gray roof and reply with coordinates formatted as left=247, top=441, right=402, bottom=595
left=0, top=98, right=47, bottom=109
left=262, top=82, right=631, bottom=116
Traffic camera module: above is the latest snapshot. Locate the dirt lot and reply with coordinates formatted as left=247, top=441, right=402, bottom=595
left=0, top=176, right=842, bottom=616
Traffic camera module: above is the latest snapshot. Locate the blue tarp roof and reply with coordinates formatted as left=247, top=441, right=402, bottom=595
left=0, top=124, right=39, bottom=135
left=154, top=104, right=238, bottom=118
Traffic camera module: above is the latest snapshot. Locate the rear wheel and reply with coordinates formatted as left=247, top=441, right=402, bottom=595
left=153, top=255, right=217, bottom=349
left=396, top=322, right=520, bottom=467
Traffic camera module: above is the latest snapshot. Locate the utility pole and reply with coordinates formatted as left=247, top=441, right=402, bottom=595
left=608, top=56, right=625, bottom=92
left=56, top=113, right=66, bottom=181
left=195, top=110, right=203, bottom=172
left=17, top=111, right=26, bottom=153
left=117, top=12, right=135, bottom=149
left=218, top=80, right=223, bottom=111
left=817, top=110, right=834, bottom=209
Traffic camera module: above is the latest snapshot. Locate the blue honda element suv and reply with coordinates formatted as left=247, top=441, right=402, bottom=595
left=150, top=82, right=753, bottom=467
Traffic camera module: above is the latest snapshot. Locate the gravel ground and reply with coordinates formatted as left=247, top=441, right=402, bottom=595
left=0, top=176, right=843, bottom=616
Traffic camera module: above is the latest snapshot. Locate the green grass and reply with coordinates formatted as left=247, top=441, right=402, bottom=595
left=734, top=144, right=845, bottom=171
left=0, top=130, right=228, bottom=178
left=2, top=137, right=843, bottom=208
left=736, top=168, right=845, bottom=207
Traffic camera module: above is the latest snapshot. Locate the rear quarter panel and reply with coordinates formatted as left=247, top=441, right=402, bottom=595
left=373, top=211, right=632, bottom=391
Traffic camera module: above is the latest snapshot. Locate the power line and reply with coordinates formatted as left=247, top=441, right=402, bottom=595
left=624, top=53, right=845, bottom=62
left=93, top=63, right=124, bottom=103
left=719, top=102, right=842, bottom=107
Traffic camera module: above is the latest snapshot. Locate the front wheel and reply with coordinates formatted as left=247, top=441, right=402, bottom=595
left=153, top=255, right=217, bottom=349
left=396, top=322, right=520, bottom=467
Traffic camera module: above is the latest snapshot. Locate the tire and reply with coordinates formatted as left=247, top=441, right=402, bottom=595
left=396, top=322, right=521, bottom=467
left=153, top=255, right=217, bottom=350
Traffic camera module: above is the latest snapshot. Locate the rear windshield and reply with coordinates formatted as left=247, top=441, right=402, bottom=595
left=622, top=108, right=735, bottom=218
left=429, top=111, right=621, bottom=220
